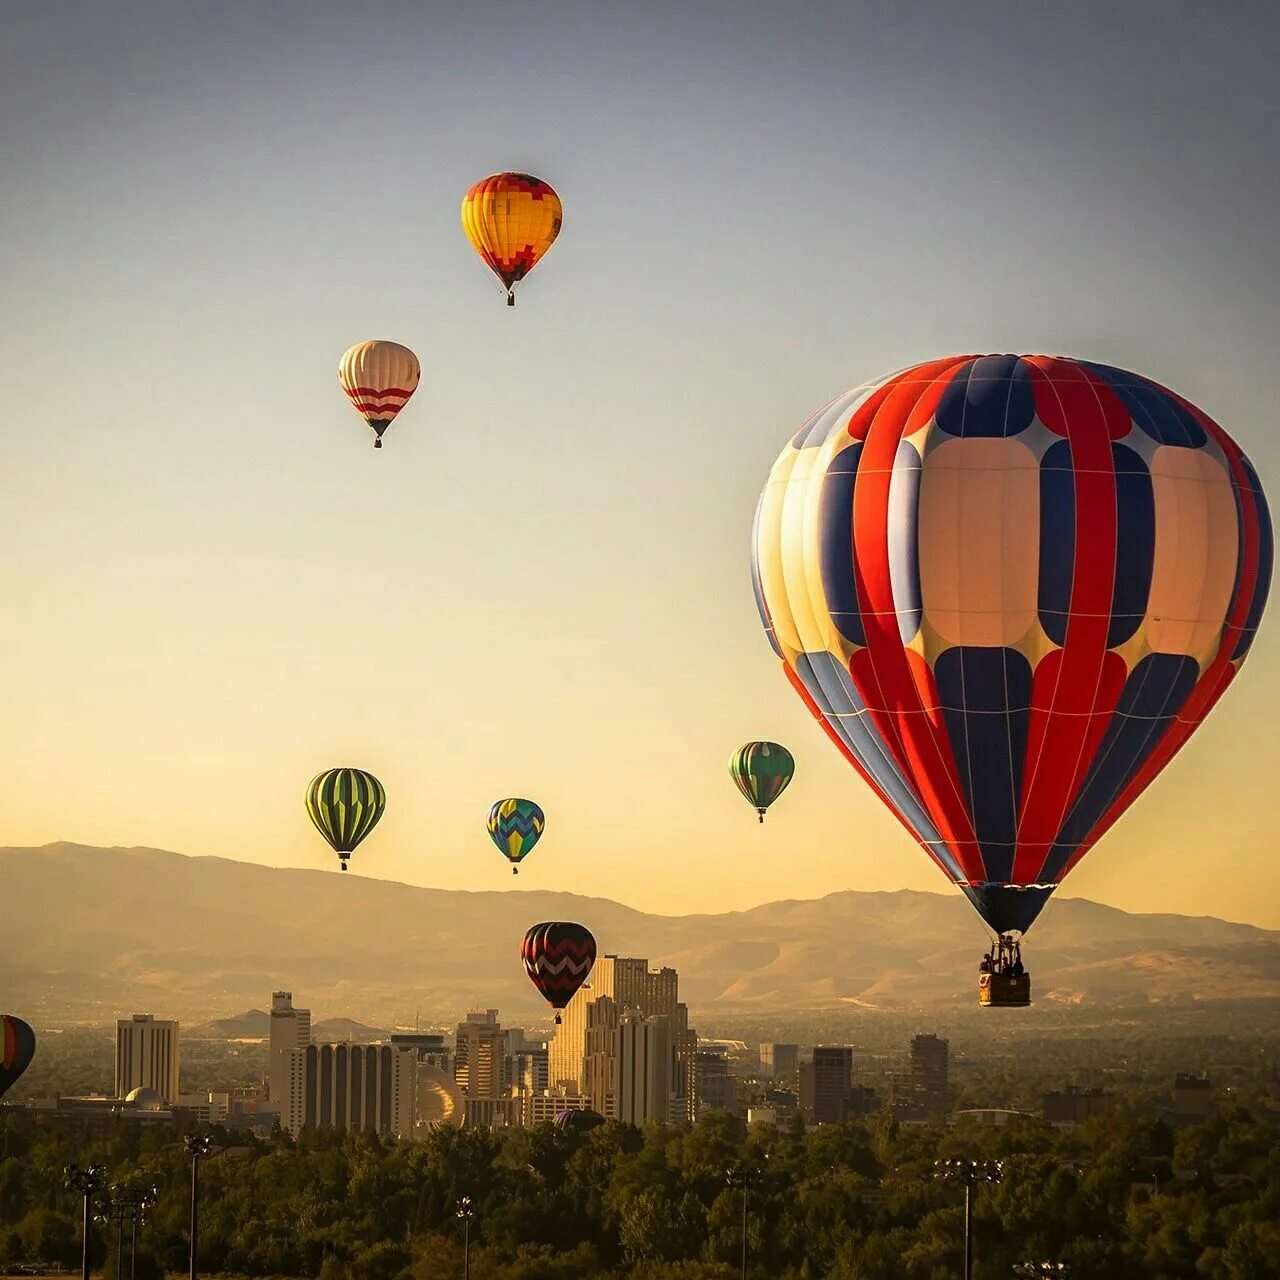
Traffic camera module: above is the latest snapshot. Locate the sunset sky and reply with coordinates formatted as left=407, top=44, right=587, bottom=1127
left=1, top=2, right=1277, bottom=928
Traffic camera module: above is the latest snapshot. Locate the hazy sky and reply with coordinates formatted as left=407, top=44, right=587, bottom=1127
left=2, top=2, right=1277, bottom=928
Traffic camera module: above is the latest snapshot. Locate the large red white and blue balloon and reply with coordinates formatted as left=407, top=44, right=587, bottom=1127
left=752, top=355, right=1271, bottom=936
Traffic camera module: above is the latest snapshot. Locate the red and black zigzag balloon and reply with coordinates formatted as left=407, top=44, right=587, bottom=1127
left=521, top=922, right=596, bottom=1014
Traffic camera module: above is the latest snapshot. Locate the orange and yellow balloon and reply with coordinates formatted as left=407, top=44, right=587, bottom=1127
left=337, top=340, right=421, bottom=448
left=461, top=173, right=562, bottom=306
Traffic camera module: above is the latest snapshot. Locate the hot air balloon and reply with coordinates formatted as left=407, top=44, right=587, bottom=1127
left=337, top=340, right=421, bottom=448
left=555, top=1108, right=605, bottom=1134
left=522, top=922, right=596, bottom=1024
left=0, top=1016, right=35, bottom=1101
left=729, top=741, right=795, bottom=822
left=752, top=355, right=1271, bottom=1006
left=461, top=173, right=562, bottom=306
left=305, top=767, right=386, bottom=871
left=488, top=798, right=545, bottom=874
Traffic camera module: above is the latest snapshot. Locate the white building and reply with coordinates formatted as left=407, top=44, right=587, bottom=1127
left=284, top=1043, right=416, bottom=1139
left=268, top=992, right=311, bottom=1115
left=115, top=1015, right=180, bottom=1103
left=617, top=1011, right=672, bottom=1125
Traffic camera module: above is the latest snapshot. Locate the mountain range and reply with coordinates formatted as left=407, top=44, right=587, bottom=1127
left=3, top=843, right=1278, bottom=1026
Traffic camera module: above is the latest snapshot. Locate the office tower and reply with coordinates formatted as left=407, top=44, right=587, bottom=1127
left=911, top=1034, right=949, bottom=1116
left=285, top=1044, right=416, bottom=1139
left=455, top=1010, right=508, bottom=1100
left=115, top=1014, right=180, bottom=1103
left=759, top=1043, right=800, bottom=1079
left=673, top=1027, right=698, bottom=1122
left=513, top=1046, right=549, bottom=1095
left=548, top=956, right=686, bottom=1092
left=811, top=1046, right=854, bottom=1124
left=617, top=1011, right=672, bottom=1125
left=268, top=992, right=312, bottom=1113
left=582, top=996, right=620, bottom=1117
left=692, top=1050, right=737, bottom=1117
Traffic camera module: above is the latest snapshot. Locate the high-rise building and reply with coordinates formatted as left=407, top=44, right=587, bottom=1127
left=115, top=1015, right=180, bottom=1103
left=285, top=1044, right=416, bottom=1139
left=513, top=1046, right=549, bottom=1095
left=911, top=1034, right=949, bottom=1117
left=759, top=1044, right=799, bottom=1080
left=811, top=1046, right=854, bottom=1124
left=582, top=996, right=620, bottom=1117
left=548, top=957, right=686, bottom=1092
left=455, top=1011, right=509, bottom=1103
left=268, top=992, right=311, bottom=1114
left=692, top=1050, right=737, bottom=1117
left=522, top=1089, right=593, bottom=1128
left=617, top=1012, right=672, bottom=1125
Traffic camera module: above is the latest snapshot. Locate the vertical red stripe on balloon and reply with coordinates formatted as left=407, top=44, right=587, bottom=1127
left=1013, top=360, right=1127, bottom=884
left=850, top=357, right=983, bottom=876
left=1058, top=395, right=1264, bottom=879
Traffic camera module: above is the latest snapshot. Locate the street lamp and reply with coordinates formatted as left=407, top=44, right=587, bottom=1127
left=64, top=1163, right=107, bottom=1280
left=184, top=1133, right=213, bottom=1280
left=455, top=1196, right=474, bottom=1280
left=933, top=1158, right=1003, bottom=1280
left=725, top=1164, right=760, bottom=1280
left=1013, top=1266, right=1070, bottom=1277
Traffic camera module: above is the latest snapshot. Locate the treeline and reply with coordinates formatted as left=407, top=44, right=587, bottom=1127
left=1, top=1102, right=1278, bottom=1279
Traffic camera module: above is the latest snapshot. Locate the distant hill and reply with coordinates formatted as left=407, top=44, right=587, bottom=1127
left=4, top=843, right=1279, bottom=1025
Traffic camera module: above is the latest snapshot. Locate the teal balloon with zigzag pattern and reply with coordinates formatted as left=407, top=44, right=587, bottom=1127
left=729, top=741, right=795, bottom=823
left=487, top=797, right=545, bottom=875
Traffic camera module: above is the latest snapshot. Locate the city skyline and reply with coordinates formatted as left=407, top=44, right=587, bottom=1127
left=1, top=3, right=1277, bottom=930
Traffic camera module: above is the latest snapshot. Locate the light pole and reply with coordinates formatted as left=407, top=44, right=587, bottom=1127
left=933, top=1158, right=1003, bottom=1280
left=1013, top=1265, right=1070, bottom=1277
left=113, top=1181, right=158, bottom=1280
left=184, top=1134, right=213, bottom=1280
left=455, top=1196, right=473, bottom=1280
left=725, top=1165, right=759, bottom=1280
left=95, top=1192, right=129, bottom=1280
left=64, top=1164, right=107, bottom=1280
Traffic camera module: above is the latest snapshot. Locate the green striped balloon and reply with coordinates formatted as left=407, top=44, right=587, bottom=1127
left=729, top=741, right=795, bottom=823
left=305, top=767, right=386, bottom=870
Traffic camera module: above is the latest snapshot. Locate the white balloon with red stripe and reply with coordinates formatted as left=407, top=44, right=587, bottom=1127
left=337, top=340, right=421, bottom=448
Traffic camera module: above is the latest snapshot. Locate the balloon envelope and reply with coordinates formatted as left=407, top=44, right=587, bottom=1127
left=521, top=922, right=596, bottom=1011
left=555, top=1108, right=605, bottom=1134
left=729, top=741, right=795, bottom=819
left=752, top=355, right=1271, bottom=935
left=338, top=340, right=420, bottom=447
left=488, top=798, right=545, bottom=868
left=306, top=767, right=386, bottom=870
left=0, top=1016, right=35, bottom=1100
left=461, top=173, right=562, bottom=303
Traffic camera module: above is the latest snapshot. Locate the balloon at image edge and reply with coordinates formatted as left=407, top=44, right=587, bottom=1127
left=487, top=797, right=545, bottom=874
left=0, top=1015, right=35, bottom=1101
left=522, top=921, right=596, bottom=1024
left=305, top=767, right=386, bottom=871
left=461, top=173, right=562, bottom=306
left=730, top=740, right=795, bottom=822
left=751, top=353, right=1272, bottom=941
left=337, top=340, right=420, bottom=448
